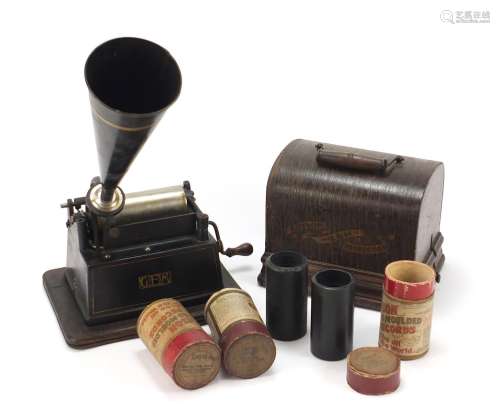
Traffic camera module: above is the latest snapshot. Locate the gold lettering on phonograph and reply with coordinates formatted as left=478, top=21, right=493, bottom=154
left=138, top=271, right=173, bottom=289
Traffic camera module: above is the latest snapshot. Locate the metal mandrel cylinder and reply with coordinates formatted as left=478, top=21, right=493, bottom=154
left=311, top=269, right=354, bottom=361
left=137, top=298, right=221, bottom=390
left=265, top=251, right=308, bottom=341
left=109, top=185, right=188, bottom=225
left=205, top=288, right=276, bottom=379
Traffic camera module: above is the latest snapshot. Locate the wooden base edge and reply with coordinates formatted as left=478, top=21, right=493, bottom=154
left=43, top=265, right=239, bottom=349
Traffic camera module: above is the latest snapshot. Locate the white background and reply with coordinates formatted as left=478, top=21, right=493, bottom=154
left=1, top=1, right=498, bottom=414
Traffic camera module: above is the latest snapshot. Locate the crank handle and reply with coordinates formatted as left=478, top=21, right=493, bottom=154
left=222, top=243, right=253, bottom=257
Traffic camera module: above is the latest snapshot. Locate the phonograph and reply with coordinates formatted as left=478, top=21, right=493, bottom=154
left=43, top=37, right=253, bottom=349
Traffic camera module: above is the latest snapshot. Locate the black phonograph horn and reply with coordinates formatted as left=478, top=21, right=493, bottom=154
left=84, top=37, right=182, bottom=212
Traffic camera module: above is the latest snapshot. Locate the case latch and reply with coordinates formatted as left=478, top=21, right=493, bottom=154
left=423, top=232, right=445, bottom=283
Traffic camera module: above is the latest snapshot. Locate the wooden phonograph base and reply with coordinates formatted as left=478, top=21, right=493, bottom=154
left=43, top=265, right=239, bottom=349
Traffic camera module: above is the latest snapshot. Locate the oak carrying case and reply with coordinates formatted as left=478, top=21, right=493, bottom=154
left=257, top=139, right=445, bottom=311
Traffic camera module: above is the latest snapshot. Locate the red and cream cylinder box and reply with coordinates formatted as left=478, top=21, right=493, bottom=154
left=347, top=347, right=400, bottom=395
left=204, top=288, right=276, bottom=379
left=137, top=298, right=221, bottom=389
left=378, top=260, right=436, bottom=360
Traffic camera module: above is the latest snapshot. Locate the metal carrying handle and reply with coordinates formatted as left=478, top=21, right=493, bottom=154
left=315, top=143, right=404, bottom=174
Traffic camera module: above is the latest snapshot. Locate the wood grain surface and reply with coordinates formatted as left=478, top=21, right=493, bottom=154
left=259, top=139, right=445, bottom=310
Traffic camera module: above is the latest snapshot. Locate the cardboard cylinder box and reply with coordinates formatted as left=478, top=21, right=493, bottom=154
left=205, top=288, right=276, bottom=379
left=347, top=347, right=400, bottom=395
left=378, top=260, right=436, bottom=360
left=137, top=298, right=221, bottom=389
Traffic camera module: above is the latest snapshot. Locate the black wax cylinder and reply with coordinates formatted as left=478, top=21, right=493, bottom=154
left=265, top=251, right=308, bottom=341
left=311, top=269, right=354, bottom=360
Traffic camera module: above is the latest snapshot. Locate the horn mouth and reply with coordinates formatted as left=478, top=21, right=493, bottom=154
left=84, top=37, right=182, bottom=115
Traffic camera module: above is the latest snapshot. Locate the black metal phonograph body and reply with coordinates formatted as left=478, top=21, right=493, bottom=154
left=43, top=37, right=252, bottom=349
